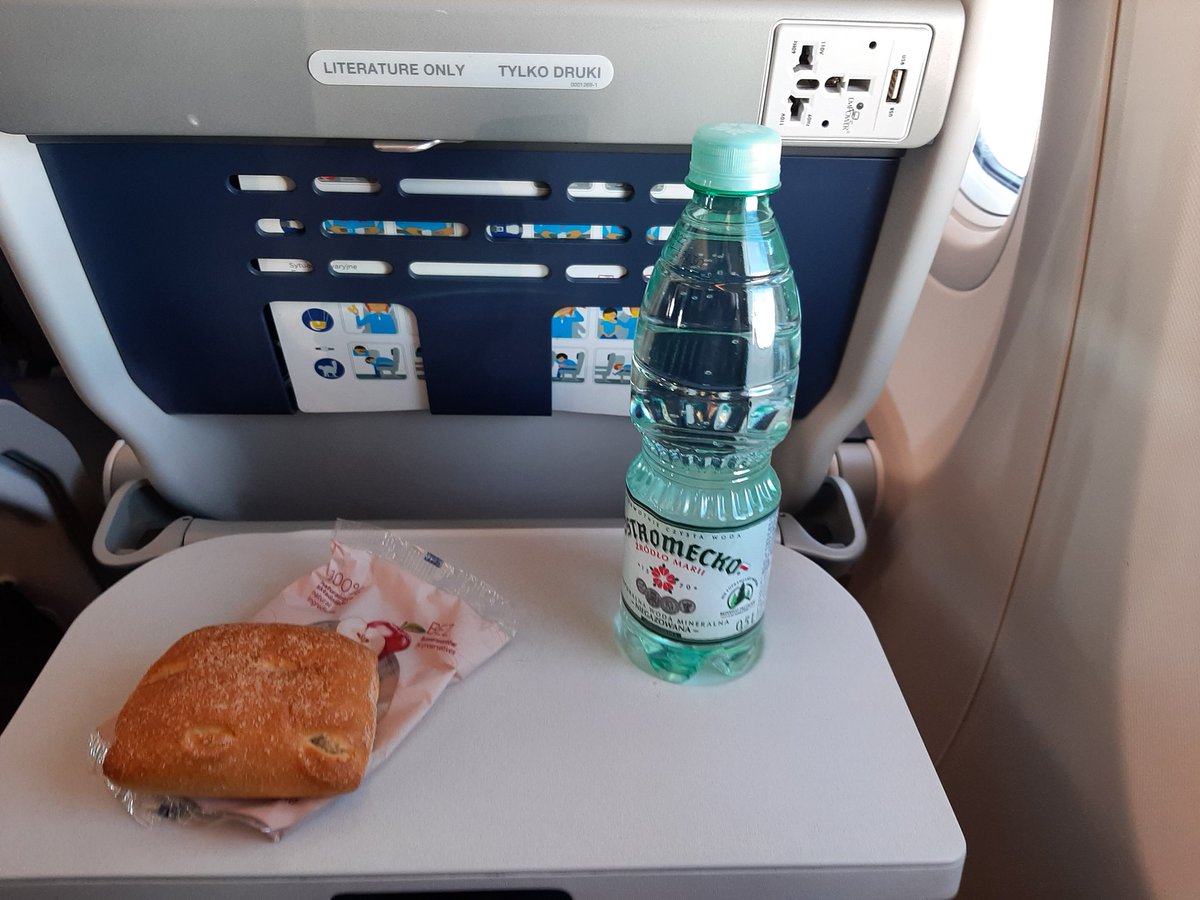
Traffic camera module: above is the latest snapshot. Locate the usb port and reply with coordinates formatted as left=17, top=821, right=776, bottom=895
left=886, top=68, right=908, bottom=103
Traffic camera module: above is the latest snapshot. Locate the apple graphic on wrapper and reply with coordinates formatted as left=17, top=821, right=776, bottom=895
left=336, top=618, right=416, bottom=657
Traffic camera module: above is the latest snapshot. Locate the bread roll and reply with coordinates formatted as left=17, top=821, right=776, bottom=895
left=103, top=623, right=379, bottom=798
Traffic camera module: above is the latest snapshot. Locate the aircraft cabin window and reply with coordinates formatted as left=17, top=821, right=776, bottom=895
left=932, top=0, right=1053, bottom=288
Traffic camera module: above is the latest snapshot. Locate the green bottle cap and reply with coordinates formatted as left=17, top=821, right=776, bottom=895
left=684, top=123, right=782, bottom=196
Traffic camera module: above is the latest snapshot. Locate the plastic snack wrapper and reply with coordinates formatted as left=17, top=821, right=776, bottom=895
left=90, top=520, right=515, bottom=839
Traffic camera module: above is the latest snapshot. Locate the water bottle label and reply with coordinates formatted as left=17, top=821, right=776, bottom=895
left=621, top=493, right=777, bottom=643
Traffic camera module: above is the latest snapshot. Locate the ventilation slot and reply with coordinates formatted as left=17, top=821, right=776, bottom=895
left=565, top=265, right=627, bottom=281
left=322, top=220, right=467, bottom=237
left=649, top=183, right=693, bottom=201
left=313, top=176, right=381, bottom=194
left=409, top=262, right=550, bottom=279
left=256, top=218, right=305, bottom=235
left=230, top=175, right=294, bottom=193
left=399, top=178, right=550, bottom=198
left=329, top=260, right=393, bottom=276
left=251, top=258, right=313, bottom=274
left=566, top=182, right=633, bottom=200
left=487, top=223, right=629, bottom=241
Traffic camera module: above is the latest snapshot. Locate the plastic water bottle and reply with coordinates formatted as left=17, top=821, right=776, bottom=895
left=617, top=123, right=801, bottom=683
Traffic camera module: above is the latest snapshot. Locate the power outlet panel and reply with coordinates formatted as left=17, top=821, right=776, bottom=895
left=762, top=21, right=934, bottom=144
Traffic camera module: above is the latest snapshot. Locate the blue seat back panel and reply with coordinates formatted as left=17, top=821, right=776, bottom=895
left=37, top=141, right=897, bottom=418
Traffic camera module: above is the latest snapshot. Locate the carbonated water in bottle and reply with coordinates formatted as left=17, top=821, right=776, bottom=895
left=618, top=123, right=801, bottom=683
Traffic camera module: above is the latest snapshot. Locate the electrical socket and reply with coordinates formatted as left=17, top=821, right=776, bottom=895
left=762, top=21, right=934, bottom=143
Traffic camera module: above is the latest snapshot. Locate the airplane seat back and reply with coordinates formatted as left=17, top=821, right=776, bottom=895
left=0, top=0, right=967, bottom=527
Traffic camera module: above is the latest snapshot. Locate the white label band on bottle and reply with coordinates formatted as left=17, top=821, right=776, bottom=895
left=621, top=493, right=777, bottom=644
left=309, top=51, right=614, bottom=90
